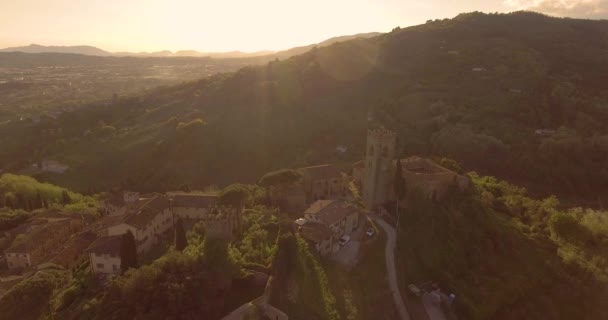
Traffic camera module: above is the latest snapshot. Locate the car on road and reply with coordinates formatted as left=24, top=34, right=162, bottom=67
left=366, top=228, right=375, bottom=237
left=338, top=235, right=350, bottom=246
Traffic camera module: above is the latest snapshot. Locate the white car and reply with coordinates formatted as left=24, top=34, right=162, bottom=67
left=338, top=235, right=351, bottom=246
left=366, top=228, right=375, bottom=237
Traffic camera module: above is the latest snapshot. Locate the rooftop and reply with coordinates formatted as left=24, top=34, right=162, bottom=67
left=399, top=157, right=450, bottom=175
left=5, top=219, right=72, bottom=253
left=304, top=200, right=359, bottom=226
left=171, top=193, right=218, bottom=208
left=86, top=235, right=121, bottom=256
left=300, top=222, right=333, bottom=243
left=50, top=231, right=97, bottom=266
left=297, top=164, right=343, bottom=181
left=107, top=194, right=171, bottom=229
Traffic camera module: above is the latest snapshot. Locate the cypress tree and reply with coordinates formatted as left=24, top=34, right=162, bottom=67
left=120, top=230, right=138, bottom=274
left=35, top=191, right=44, bottom=209
left=175, top=218, right=187, bottom=251
left=394, top=158, right=407, bottom=230
left=61, top=190, right=72, bottom=205
left=15, top=193, right=26, bottom=210
left=5, top=196, right=14, bottom=209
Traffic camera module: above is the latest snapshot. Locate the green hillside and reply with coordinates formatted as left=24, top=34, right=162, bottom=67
left=1, top=11, right=608, bottom=205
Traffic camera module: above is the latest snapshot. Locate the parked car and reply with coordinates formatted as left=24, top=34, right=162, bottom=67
left=338, top=235, right=350, bottom=246
left=408, top=284, right=423, bottom=297
left=366, top=228, right=375, bottom=237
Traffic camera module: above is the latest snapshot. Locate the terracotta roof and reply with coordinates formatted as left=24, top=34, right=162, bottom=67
left=304, top=200, right=359, bottom=226
left=123, top=209, right=158, bottom=228
left=297, top=164, right=342, bottom=181
left=398, top=157, right=449, bottom=174
left=104, top=194, right=170, bottom=229
left=86, top=235, right=121, bottom=256
left=5, top=219, right=71, bottom=253
left=300, top=223, right=332, bottom=243
left=50, top=231, right=97, bottom=266
left=140, top=194, right=171, bottom=211
left=171, top=194, right=218, bottom=208
left=352, top=160, right=365, bottom=169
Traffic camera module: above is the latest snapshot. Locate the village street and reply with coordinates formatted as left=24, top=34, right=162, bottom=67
left=372, top=215, right=411, bottom=320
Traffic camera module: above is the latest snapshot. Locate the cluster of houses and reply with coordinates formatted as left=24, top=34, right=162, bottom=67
left=3, top=211, right=87, bottom=270
left=2, top=191, right=241, bottom=278
left=3, top=127, right=467, bottom=279
left=277, top=127, right=469, bottom=256
left=88, top=192, right=242, bottom=276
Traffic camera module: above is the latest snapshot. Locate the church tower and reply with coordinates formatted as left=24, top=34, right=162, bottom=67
left=363, top=128, right=396, bottom=209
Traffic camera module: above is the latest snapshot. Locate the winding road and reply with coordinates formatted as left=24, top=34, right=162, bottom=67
left=373, top=216, right=411, bottom=320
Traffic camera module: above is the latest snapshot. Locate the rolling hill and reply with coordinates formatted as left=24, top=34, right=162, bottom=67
left=0, top=32, right=381, bottom=59
left=0, top=44, right=112, bottom=56
left=1, top=11, right=608, bottom=206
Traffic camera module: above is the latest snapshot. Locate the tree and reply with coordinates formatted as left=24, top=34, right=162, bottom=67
left=394, top=159, right=407, bottom=230
left=61, top=190, right=71, bottom=205
left=120, top=230, right=138, bottom=274
left=4, top=196, right=14, bottom=209
left=35, top=191, right=43, bottom=209
left=15, top=193, right=26, bottom=210
left=257, top=169, right=302, bottom=188
left=175, top=218, right=187, bottom=251
left=218, top=184, right=252, bottom=207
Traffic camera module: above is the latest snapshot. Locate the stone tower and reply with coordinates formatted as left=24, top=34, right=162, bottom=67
left=363, top=128, right=396, bottom=209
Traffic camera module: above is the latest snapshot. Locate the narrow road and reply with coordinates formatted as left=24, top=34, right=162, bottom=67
left=372, top=216, right=411, bottom=320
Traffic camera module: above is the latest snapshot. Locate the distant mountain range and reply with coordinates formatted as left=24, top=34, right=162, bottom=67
left=0, top=44, right=112, bottom=56
left=0, top=32, right=382, bottom=59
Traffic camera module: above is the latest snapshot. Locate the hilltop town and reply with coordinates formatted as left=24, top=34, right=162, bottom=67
left=0, top=128, right=469, bottom=320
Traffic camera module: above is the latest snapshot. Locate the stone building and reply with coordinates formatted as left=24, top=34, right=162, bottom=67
left=355, top=128, right=469, bottom=209
left=361, top=128, right=396, bottom=209
left=268, top=183, right=307, bottom=213
left=170, top=193, right=218, bottom=220
left=299, top=199, right=361, bottom=256
left=107, top=194, right=174, bottom=255
left=297, top=164, right=348, bottom=203
left=86, top=235, right=122, bottom=276
left=102, top=191, right=142, bottom=216
left=5, top=217, right=83, bottom=270
left=90, top=192, right=243, bottom=276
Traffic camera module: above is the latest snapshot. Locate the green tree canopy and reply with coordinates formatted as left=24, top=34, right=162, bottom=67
left=175, top=218, right=187, bottom=251
left=217, top=183, right=254, bottom=207
left=120, top=230, right=138, bottom=274
left=258, top=169, right=302, bottom=188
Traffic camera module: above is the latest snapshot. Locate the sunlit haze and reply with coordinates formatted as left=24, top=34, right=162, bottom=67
left=1, top=0, right=605, bottom=52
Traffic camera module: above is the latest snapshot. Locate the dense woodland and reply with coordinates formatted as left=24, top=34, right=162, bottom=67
left=2, top=12, right=608, bottom=206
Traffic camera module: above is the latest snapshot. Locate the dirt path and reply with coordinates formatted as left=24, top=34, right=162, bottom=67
left=373, top=216, right=411, bottom=320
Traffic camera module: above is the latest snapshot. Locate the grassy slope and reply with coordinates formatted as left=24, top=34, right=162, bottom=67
left=394, top=180, right=607, bottom=320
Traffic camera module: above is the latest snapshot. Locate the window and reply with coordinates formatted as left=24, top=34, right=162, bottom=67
left=113, top=265, right=118, bottom=272
left=382, top=146, right=388, bottom=157
left=368, top=145, right=375, bottom=156
left=96, top=263, right=104, bottom=269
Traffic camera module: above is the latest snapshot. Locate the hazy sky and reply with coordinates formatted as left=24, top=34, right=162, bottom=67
left=0, top=0, right=606, bottom=52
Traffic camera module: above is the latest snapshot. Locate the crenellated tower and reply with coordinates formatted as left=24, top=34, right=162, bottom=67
left=362, top=127, right=396, bottom=209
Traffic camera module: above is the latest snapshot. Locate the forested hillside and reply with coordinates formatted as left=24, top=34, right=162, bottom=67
left=2, top=11, right=608, bottom=205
